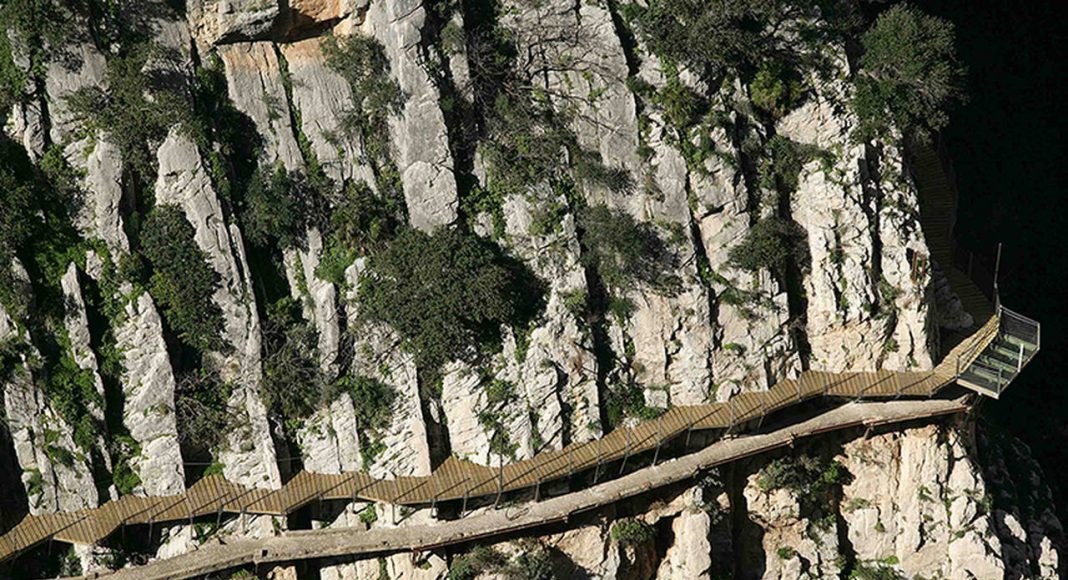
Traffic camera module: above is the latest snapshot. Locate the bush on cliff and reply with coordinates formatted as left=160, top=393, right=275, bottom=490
left=357, top=227, right=544, bottom=373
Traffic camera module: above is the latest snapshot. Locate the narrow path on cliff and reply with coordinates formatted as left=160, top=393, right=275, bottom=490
left=0, top=146, right=1036, bottom=574
left=88, top=396, right=972, bottom=580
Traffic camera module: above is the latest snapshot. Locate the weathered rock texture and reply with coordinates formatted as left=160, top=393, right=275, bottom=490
left=359, top=0, right=458, bottom=230
left=457, top=421, right=1060, bottom=580
left=1, top=265, right=99, bottom=515
left=154, top=129, right=280, bottom=490
left=0, top=1, right=1059, bottom=577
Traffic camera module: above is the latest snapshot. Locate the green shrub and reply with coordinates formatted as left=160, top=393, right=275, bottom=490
left=728, top=216, right=808, bottom=274
left=657, top=75, right=708, bottom=131
left=322, top=33, right=405, bottom=195
left=259, top=298, right=326, bottom=430
left=759, top=135, right=828, bottom=194
left=45, top=339, right=104, bottom=452
left=140, top=205, right=227, bottom=355
left=509, top=545, right=555, bottom=580
left=750, top=60, right=804, bottom=119
left=316, top=181, right=406, bottom=287
left=610, top=519, right=655, bottom=546
left=849, top=560, right=906, bottom=580
left=359, top=504, right=378, bottom=525
left=756, top=453, right=850, bottom=516
left=852, top=4, right=965, bottom=142
left=111, top=456, right=142, bottom=496
left=777, top=546, right=798, bottom=560
left=0, top=139, right=84, bottom=319
left=624, top=0, right=801, bottom=79
left=240, top=164, right=328, bottom=250
left=757, top=454, right=848, bottom=495
left=447, top=546, right=507, bottom=580
left=0, top=0, right=71, bottom=111
left=466, top=16, right=628, bottom=213
left=357, top=227, right=544, bottom=372
left=0, top=18, right=26, bottom=113
left=605, top=380, right=665, bottom=430
left=578, top=205, right=680, bottom=294
left=66, top=44, right=188, bottom=188
left=174, top=369, right=236, bottom=457
left=26, top=468, right=43, bottom=500
left=560, top=289, right=589, bottom=319
left=328, top=373, right=397, bottom=432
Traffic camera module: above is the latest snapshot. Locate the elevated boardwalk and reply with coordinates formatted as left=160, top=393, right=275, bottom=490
left=94, top=396, right=972, bottom=580
left=0, top=144, right=1036, bottom=565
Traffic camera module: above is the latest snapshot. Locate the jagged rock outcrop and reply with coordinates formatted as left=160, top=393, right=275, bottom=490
left=220, top=41, right=305, bottom=171
left=498, top=194, right=602, bottom=446
left=343, top=260, right=433, bottom=479
left=279, top=37, right=376, bottom=186
left=981, top=430, right=1063, bottom=579
left=154, top=128, right=280, bottom=489
left=35, top=24, right=188, bottom=499
left=452, top=422, right=1060, bottom=580
left=282, top=228, right=342, bottom=375
left=1, top=264, right=99, bottom=515
left=839, top=424, right=1003, bottom=578
left=654, top=488, right=717, bottom=579
left=358, top=0, right=458, bottom=231
left=58, top=263, right=115, bottom=500
left=113, top=291, right=186, bottom=496
left=187, top=0, right=281, bottom=49
left=444, top=194, right=601, bottom=467
left=779, top=55, right=936, bottom=373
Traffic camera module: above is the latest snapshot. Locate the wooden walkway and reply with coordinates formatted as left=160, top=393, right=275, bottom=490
left=93, top=396, right=972, bottom=580
left=0, top=144, right=1012, bottom=562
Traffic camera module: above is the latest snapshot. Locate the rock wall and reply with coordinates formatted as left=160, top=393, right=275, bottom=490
left=359, top=0, right=458, bottom=231
left=457, top=421, right=1061, bottom=580
left=1, top=264, right=99, bottom=515
left=0, top=1, right=1058, bottom=577
left=154, top=129, right=280, bottom=489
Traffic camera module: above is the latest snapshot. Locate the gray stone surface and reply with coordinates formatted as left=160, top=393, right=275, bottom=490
left=359, top=0, right=458, bottom=231
left=154, top=128, right=280, bottom=489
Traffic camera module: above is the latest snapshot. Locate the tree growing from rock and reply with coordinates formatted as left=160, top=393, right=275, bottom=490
left=140, top=205, right=226, bottom=356
left=356, top=227, right=544, bottom=373
left=852, top=4, right=965, bottom=142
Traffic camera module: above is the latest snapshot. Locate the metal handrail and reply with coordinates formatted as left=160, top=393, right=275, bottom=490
left=955, top=310, right=1002, bottom=380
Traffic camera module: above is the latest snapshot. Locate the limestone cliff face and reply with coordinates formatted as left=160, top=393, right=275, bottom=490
left=0, top=0, right=1060, bottom=577
left=467, top=422, right=1061, bottom=580
left=1, top=267, right=99, bottom=515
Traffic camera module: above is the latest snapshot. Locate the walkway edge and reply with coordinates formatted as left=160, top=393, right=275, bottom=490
left=87, top=396, right=970, bottom=580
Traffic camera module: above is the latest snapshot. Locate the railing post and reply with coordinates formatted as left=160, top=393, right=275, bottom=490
left=652, top=422, right=663, bottom=467
left=728, top=398, right=736, bottom=431
left=619, top=428, right=632, bottom=475
left=993, top=242, right=1002, bottom=309
left=1017, top=342, right=1024, bottom=372
left=593, top=437, right=603, bottom=483
left=493, top=452, right=504, bottom=509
